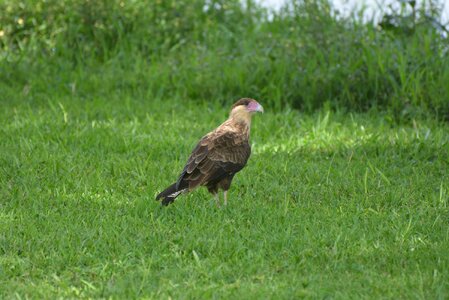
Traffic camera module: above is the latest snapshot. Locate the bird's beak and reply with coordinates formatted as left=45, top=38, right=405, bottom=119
left=248, top=101, right=264, bottom=113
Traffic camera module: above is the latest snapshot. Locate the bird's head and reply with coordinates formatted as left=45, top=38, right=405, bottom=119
left=231, top=98, right=264, bottom=115
left=228, top=98, right=263, bottom=127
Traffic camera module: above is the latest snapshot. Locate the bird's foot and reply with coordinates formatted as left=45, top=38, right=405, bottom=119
left=214, top=193, right=221, bottom=207
left=223, top=191, right=228, bottom=206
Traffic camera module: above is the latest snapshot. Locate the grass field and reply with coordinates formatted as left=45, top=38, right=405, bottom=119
left=1, top=0, right=449, bottom=297
left=1, top=97, right=448, bottom=298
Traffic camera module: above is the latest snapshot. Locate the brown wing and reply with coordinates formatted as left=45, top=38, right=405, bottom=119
left=175, top=131, right=251, bottom=191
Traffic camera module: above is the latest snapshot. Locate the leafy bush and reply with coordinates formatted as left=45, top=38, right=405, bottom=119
left=1, top=0, right=448, bottom=120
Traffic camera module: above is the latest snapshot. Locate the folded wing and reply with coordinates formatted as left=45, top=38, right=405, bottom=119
left=176, top=131, right=251, bottom=191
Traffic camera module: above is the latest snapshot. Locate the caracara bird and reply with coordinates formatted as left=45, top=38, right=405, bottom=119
left=156, top=98, right=264, bottom=206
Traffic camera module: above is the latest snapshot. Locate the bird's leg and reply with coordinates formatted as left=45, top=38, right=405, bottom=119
left=214, top=193, right=220, bottom=207
left=223, top=190, right=228, bottom=206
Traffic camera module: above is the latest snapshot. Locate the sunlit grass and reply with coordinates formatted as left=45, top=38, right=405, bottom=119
left=1, top=0, right=448, bottom=297
left=1, top=97, right=448, bottom=298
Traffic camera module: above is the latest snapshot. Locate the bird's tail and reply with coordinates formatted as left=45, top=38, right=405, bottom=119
left=155, top=183, right=186, bottom=206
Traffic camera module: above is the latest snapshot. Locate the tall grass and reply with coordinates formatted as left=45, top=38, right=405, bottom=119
left=1, top=0, right=448, bottom=119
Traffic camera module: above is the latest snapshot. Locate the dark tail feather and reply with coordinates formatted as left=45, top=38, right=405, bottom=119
left=156, top=183, right=182, bottom=206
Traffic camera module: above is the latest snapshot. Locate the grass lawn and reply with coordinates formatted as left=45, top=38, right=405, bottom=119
left=1, top=97, right=448, bottom=298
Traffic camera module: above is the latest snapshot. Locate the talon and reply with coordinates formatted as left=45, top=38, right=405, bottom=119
left=224, top=190, right=228, bottom=206
left=214, top=193, right=220, bottom=207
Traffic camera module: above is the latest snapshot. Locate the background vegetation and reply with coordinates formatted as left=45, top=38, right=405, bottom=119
left=1, top=0, right=448, bottom=119
left=1, top=0, right=449, bottom=298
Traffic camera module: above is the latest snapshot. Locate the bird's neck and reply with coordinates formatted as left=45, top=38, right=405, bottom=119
left=230, top=107, right=252, bottom=124
left=225, top=112, right=251, bottom=138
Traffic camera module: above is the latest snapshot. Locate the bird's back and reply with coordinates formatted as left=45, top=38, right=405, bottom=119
left=176, top=129, right=251, bottom=191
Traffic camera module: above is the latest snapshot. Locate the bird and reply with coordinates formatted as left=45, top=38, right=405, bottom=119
left=156, top=98, right=264, bottom=206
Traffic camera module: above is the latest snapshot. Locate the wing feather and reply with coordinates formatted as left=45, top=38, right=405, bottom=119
left=176, top=130, right=251, bottom=191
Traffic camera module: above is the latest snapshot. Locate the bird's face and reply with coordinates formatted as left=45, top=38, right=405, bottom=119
left=229, top=98, right=263, bottom=132
left=231, top=98, right=264, bottom=115
left=246, top=100, right=264, bottom=114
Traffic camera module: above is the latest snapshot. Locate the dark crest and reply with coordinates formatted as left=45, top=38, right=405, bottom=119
left=231, top=98, right=255, bottom=109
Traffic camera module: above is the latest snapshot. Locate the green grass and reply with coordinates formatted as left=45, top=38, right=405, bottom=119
left=1, top=1, right=448, bottom=297
left=1, top=97, right=448, bottom=298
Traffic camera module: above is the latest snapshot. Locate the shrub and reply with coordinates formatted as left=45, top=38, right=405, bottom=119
left=1, top=0, right=448, bottom=119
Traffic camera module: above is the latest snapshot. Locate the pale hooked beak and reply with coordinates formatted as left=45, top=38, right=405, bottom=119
left=248, top=101, right=264, bottom=113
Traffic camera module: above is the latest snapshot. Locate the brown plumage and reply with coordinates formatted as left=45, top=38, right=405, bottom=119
left=156, top=98, right=264, bottom=206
